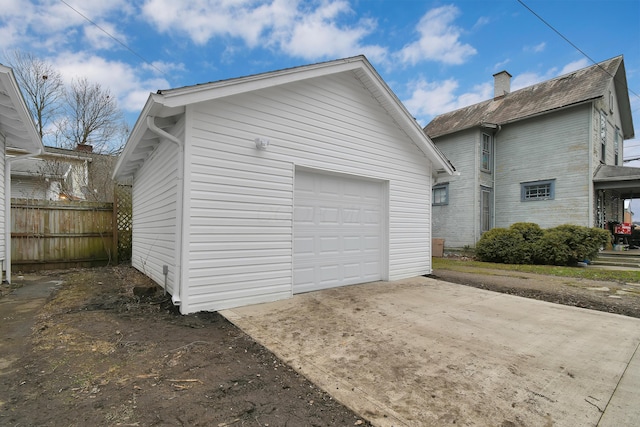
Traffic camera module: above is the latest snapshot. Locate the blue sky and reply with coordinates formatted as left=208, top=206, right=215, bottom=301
left=1, top=1, right=639, bottom=192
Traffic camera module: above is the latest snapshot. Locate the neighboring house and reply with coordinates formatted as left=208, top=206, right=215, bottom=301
left=0, top=64, right=45, bottom=281
left=113, top=55, right=454, bottom=314
left=7, top=144, right=117, bottom=202
left=424, top=56, right=636, bottom=249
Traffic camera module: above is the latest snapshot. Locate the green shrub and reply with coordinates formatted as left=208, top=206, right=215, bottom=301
left=509, top=222, right=544, bottom=242
left=476, top=223, right=610, bottom=266
left=475, top=227, right=527, bottom=264
left=532, top=228, right=574, bottom=265
left=537, top=225, right=609, bottom=265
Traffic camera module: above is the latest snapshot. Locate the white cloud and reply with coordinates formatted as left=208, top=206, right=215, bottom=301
left=0, top=0, right=133, bottom=52
left=396, top=5, right=476, bottom=66
left=494, top=58, right=511, bottom=70
left=510, top=58, right=592, bottom=91
left=279, top=10, right=380, bottom=60
left=472, top=16, right=491, bottom=30
left=559, top=58, right=590, bottom=75
left=511, top=70, right=556, bottom=91
left=141, top=0, right=386, bottom=61
left=51, top=51, right=171, bottom=114
left=524, top=42, right=546, bottom=53
left=403, top=77, right=492, bottom=125
left=83, top=21, right=125, bottom=51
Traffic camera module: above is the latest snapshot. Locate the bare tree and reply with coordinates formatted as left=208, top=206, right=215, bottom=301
left=59, top=77, right=128, bottom=154
left=3, top=50, right=65, bottom=140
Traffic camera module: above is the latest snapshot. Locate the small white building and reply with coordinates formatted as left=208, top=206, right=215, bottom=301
left=113, top=56, right=454, bottom=314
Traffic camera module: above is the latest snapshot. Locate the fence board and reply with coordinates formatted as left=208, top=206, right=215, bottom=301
left=11, top=198, right=116, bottom=271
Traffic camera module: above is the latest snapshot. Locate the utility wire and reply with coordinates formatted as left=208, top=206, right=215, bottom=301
left=516, top=0, right=640, bottom=103
left=59, top=0, right=166, bottom=77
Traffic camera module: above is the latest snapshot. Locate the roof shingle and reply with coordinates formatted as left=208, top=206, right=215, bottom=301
left=424, top=56, right=630, bottom=139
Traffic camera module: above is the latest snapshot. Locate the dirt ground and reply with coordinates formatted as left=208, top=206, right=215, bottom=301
left=431, top=265, right=640, bottom=319
left=0, top=266, right=370, bottom=427
left=1, top=263, right=639, bottom=427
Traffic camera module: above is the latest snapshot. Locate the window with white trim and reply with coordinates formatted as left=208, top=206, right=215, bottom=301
left=481, top=133, right=492, bottom=172
left=609, top=90, right=614, bottom=113
left=614, top=127, right=620, bottom=165
left=521, top=179, right=555, bottom=201
left=600, top=111, right=607, bottom=163
left=432, top=183, right=449, bottom=206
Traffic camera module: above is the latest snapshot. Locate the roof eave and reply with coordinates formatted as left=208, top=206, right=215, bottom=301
left=114, top=56, right=456, bottom=180
left=0, top=64, right=44, bottom=153
left=354, top=60, right=455, bottom=175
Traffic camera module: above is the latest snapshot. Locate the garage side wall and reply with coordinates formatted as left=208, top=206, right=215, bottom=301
left=131, top=119, right=184, bottom=294
left=0, top=136, right=5, bottom=272
left=184, top=71, right=433, bottom=313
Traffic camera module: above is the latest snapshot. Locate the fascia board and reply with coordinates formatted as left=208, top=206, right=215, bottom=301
left=357, top=61, right=456, bottom=175
left=0, top=65, right=44, bottom=153
left=159, top=59, right=365, bottom=108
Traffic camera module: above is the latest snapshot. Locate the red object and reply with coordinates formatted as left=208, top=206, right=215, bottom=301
left=614, top=223, right=632, bottom=235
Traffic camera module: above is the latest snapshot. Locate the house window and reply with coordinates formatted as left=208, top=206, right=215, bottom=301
left=481, top=133, right=492, bottom=172
left=521, top=179, right=555, bottom=201
left=481, top=187, right=492, bottom=233
left=600, top=111, right=607, bottom=163
left=609, top=90, right=614, bottom=113
left=432, top=183, right=449, bottom=206
left=614, top=127, right=620, bottom=165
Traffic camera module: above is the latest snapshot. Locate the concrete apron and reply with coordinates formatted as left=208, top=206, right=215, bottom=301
left=221, top=277, right=640, bottom=427
left=0, top=276, right=62, bottom=375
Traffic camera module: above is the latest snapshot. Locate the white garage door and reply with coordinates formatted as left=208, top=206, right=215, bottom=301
left=293, top=170, right=384, bottom=294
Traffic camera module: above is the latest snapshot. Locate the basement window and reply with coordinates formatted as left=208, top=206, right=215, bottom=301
left=521, top=179, right=555, bottom=201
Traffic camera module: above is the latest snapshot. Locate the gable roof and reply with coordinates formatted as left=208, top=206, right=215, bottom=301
left=0, top=64, right=44, bottom=153
left=424, top=56, right=634, bottom=140
left=113, top=55, right=455, bottom=180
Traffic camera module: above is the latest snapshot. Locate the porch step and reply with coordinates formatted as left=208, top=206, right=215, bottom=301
left=591, top=251, right=640, bottom=269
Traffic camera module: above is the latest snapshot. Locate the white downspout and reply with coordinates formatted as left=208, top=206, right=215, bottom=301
left=146, top=116, right=184, bottom=307
left=4, top=146, right=43, bottom=283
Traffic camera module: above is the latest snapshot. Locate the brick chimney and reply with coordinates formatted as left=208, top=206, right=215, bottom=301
left=76, top=143, right=93, bottom=153
left=493, top=70, right=512, bottom=98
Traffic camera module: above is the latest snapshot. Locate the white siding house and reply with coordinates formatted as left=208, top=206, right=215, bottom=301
left=113, top=56, right=454, bottom=314
left=425, top=56, right=636, bottom=249
left=0, top=64, right=45, bottom=281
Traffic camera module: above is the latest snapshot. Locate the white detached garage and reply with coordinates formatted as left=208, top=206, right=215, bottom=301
left=113, top=56, right=454, bottom=314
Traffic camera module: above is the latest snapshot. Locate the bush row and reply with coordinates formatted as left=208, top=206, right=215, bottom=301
left=475, top=223, right=610, bottom=266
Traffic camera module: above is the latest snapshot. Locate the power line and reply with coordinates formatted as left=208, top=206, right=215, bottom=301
left=516, top=0, right=640, bottom=103
left=59, top=0, right=166, bottom=77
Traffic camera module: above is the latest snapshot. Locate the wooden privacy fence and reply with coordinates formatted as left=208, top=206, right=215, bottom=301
left=11, top=198, right=123, bottom=272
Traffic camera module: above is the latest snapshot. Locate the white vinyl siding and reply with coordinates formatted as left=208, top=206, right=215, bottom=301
left=131, top=120, right=184, bottom=295
left=0, top=136, right=4, bottom=268
left=495, top=104, right=591, bottom=228
left=183, top=71, right=432, bottom=313
left=11, top=177, right=46, bottom=199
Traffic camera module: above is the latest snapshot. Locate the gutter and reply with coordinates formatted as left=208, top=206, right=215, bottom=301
left=4, top=146, right=43, bottom=283
left=146, top=116, right=184, bottom=308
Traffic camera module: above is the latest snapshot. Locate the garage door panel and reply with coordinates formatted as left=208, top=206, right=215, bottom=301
left=294, top=210, right=314, bottom=227
left=294, top=170, right=384, bottom=294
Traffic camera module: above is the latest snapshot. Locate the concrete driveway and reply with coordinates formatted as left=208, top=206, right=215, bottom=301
left=221, top=277, right=640, bottom=427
